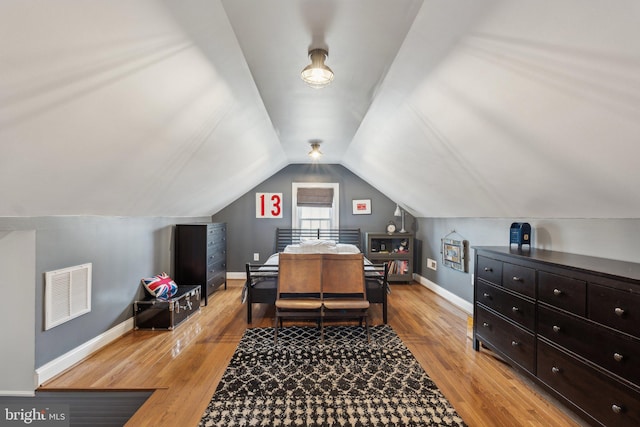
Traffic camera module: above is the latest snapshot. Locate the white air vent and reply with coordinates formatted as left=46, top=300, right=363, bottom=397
left=45, top=263, right=92, bottom=330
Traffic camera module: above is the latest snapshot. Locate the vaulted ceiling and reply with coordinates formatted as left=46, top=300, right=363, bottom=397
left=1, top=0, right=639, bottom=218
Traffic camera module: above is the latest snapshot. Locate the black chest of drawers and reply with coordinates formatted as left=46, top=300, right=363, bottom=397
left=174, top=223, right=227, bottom=306
left=473, top=246, right=640, bottom=427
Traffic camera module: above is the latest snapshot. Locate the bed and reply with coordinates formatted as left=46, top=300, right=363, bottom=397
left=243, top=228, right=390, bottom=324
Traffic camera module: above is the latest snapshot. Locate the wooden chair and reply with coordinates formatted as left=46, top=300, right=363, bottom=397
left=274, top=253, right=324, bottom=344
left=321, top=253, right=370, bottom=342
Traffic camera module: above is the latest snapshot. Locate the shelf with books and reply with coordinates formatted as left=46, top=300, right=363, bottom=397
left=365, top=232, right=414, bottom=282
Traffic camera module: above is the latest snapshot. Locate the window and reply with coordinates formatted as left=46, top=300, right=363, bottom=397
left=292, top=183, right=339, bottom=230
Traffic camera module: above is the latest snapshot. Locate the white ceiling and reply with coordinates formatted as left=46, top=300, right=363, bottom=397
left=222, top=0, right=423, bottom=163
left=1, top=0, right=640, bottom=218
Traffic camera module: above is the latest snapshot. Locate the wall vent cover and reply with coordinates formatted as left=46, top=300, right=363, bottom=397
left=45, top=263, right=92, bottom=330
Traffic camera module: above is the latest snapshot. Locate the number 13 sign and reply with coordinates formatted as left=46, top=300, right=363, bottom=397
left=256, top=193, right=283, bottom=218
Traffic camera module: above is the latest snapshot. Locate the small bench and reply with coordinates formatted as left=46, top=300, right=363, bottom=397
left=245, top=261, right=389, bottom=324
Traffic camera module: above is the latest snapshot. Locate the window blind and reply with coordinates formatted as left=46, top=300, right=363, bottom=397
left=297, top=187, right=334, bottom=207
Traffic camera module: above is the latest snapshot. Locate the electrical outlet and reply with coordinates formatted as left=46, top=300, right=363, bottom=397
left=427, top=258, right=437, bottom=271
left=253, top=253, right=260, bottom=261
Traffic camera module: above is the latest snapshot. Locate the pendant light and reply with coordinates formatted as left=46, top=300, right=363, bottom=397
left=308, top=142, right=323, bottom=159
left=301, top=48, right=334, bottom=89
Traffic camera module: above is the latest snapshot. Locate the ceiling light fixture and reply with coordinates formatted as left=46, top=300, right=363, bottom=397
left=301, top=48, right=334, bottom=88
left=308, top=142, right=323, bottom=159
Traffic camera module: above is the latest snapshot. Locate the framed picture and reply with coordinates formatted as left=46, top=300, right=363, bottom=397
left=352, top=199, right=371, bottom=215
left=256, top=193, right=283, bottom=218
left=441, top=238, right=468, bottom=272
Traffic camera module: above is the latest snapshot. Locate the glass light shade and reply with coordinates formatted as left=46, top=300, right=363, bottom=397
left=301, top=49, right=334, bottom=88
left=308, top=143, right=323, bottom=159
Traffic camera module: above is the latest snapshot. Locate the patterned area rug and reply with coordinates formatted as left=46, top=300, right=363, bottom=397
left=199, top=325, right=466, bottom=427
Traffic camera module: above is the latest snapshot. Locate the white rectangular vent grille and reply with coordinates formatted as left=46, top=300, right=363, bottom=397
left=45, top=263, right=92, bottom=330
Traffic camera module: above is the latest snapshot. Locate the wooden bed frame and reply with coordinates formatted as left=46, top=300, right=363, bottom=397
left=244, top=228, right=390, bottom=324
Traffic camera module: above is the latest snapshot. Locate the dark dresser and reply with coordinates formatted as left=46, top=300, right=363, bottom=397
left=174, top=223, right=227, bottom=306
left=473, top=246, right=640, bottom=427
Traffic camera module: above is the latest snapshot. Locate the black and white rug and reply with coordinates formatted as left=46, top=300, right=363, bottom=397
left=199, top=325, right=466, bottom=427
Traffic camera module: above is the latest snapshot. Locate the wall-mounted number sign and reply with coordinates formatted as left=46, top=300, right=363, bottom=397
left=256, top=193, right=283, bottom=218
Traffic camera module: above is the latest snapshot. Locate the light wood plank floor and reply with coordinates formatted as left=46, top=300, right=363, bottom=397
left=41, top=280, right=585, bottom=426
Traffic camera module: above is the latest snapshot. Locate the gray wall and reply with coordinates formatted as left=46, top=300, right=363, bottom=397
left=0, top=231, right=35, bottom=395
left=416, top=218, right=640, bottom=306
left=211, top=164, right=413, bottom=272
left=0, top=215, right=206, bottom=368
left=5, top=169, right=638, bottom=375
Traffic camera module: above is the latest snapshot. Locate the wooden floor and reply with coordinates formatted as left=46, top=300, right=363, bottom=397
left=41, top=280, right=585, bottom=427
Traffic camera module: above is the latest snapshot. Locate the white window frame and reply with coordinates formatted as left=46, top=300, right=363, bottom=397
left=292, top=182, right=339, bottom=229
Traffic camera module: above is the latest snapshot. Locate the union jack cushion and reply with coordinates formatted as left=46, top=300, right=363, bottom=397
left=141, top=273, right=178, bottom=299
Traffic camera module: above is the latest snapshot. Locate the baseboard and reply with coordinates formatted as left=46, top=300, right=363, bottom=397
left=413, top=274, right=473, bottom=314
left=36, top=317, right=134, bottom=386
left=227, top=271, right=246, bottom=280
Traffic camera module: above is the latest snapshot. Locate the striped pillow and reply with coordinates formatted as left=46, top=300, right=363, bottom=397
left=141, top=273, right=178, bottom=299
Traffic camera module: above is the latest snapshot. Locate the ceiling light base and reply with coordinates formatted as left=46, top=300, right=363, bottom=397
left=301, top=49, right=334, bottom=89
left=308, top=142, right=323, bottom=159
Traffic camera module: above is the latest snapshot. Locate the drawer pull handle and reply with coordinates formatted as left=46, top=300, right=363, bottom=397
left=483, top=293, right=491, bottom=298
left=613, top=353, right=624, bottom=362
left=512, top=276, right=522, bottom=282
left=614, top=307, right=625, bottom=317
left=551, top=366, right=561, bottom=374
left=482, top=322, right=490, bottom=328
left=511, top=340, right=519, bottom=347
left=611, top=404, right=623, bottom=414
left=552, top=325, right=561, bottom=333
left=484, top=267, right=493, bottom=272
left=511, top=306, right=519, bottom=312
left=553, top=288, right=562, bottom=296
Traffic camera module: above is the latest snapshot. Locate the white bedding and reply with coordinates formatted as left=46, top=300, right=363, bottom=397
left=264, top=242, right=374, bottom=267
left=282, top=240, right=361, bottom=255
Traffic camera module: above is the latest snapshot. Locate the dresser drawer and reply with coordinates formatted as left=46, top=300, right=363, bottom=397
left=502, top=262, right=536, bottom=298
left=206, top=248, right=226, bottom=266
left=207, top=260, right=226, bottom=279
left=538, top=271, right=586, bottom=316
left=207, top=239, right=226, bottom=254
left=476, top=280, right=535, bottom=331
left=206, top=271, right=226, bottom=293
left=539, top=305, right=640, bottom=385
left=476, top=305, right=535, bottom=373
left=589, top=283, right=640, bottom=340
left=477, top=256, right=502, bottom=286
left=207, top=224, right=226, bottom=237
left=538, top=339, right=640, bottom=427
